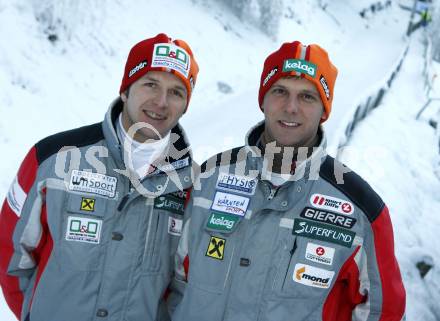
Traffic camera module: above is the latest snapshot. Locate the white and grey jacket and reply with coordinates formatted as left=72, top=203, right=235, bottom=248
left=170, top=122, right=405, bottom=321
left=0, top=98, right=193, bottom=321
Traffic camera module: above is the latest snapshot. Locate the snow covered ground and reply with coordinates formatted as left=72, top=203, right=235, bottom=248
left=340, top=31, right=440, bottom=320
left=1, top=0, right=439, bottom=320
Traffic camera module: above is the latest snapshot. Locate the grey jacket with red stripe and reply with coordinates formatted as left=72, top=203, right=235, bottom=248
left=170, top=121, right=406, bottom=321
left=0, top=98, right=193, bottom=321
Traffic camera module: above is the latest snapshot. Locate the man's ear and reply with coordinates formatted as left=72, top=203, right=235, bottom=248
left=320, top=110, right=328, bottom=122
left=121, top=91, right=128, bottom=103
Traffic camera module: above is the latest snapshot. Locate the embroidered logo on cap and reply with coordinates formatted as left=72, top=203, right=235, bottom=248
left=129, top=60, right=148, bottom=78
left=283, top=59, right=317, bottom=78
left=263, top=67, right=278, bottom=86
left=320, top=75, right=330, bottom=99
left=151, top=43, right=190, bottom=78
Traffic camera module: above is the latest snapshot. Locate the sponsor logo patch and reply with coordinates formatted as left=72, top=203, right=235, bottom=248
left=80, top=197, right=95, bottom=212
left=154, top=194, right=185, bottom=215
left=310, top=194, right=354, bottom=215
left=65, top=216, right=102, bottom=244
left=216, top=173, right=257, bottom=196
left=69, top=170, right=117, bottom=198
left=320, top=75, right=330, bottom=100
left=293, top=218, right=355, bottom=248
left=6, top=176, right=27, bottom=217
left=283, top=59, right=317, bottom=78
left=207, top=212, right=239, bottom=232
left=151, top=43, right=191, bottom=78
left=206, top=236, right=226, bottom=260
left=171, top=189, right=189, bottom=200
left=300, top=207, right=356, bottom=229
left=263, top=67, right=278, bottom=86
left=293, top=264, right=335, bottom=288
left=211, top=191, right=250, bottom=216
left=168, top=216, right=183, bottom=236
left=128, top=60, right=147, bottom=78
left=305, top=242, right=335, bottom=265
left=150, top=157, right=190, bottom=175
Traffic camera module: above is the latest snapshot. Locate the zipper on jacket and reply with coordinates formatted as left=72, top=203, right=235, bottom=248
left=266, top=183, right=279, bottom=200
left=117, top=194, right=130, bottom=211
left=141, top=204, right=157, bottom=267
left=290, top=237, right=297, bottom=256
left=281, top=238, right=297, bottom=290
left=117, top=180, right=136, bottom=211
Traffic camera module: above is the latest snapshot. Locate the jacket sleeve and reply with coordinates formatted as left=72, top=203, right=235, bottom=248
left=0, top=146, right=47, bottom=320
left=322, top=205, right=406, bottom=321
left=353, top=205, right=406, bottom=321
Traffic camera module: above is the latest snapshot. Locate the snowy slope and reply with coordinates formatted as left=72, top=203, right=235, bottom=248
left=181, top=0, right=410, bottom=160
left=340, top=31, right=440, bottom=320
left=1, top=0, right=438, bottom=320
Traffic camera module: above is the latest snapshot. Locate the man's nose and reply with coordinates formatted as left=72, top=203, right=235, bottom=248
left=285, top=95, right=300, bottom=113
left=152, top=90, right=168, bottom=108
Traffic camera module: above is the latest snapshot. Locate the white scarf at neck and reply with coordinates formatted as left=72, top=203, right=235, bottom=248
left=116, top=114, right=171, bottom=178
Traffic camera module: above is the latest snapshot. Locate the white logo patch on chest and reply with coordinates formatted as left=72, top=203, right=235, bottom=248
left=310, top=194, right=354, bottom=215
left=211, top=191, right=250, bottom=217
left=69, top=170, right=117, bottom=198
left=305, top=242, right=335, bottom=266
left=215, top=173, right=257, bottom=196
left=65, top=216, right=102, bottom=244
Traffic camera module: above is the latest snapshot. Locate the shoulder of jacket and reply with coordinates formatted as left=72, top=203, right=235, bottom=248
left=35, top=122, right=104, bottom=165
left=319, top=155, right=385, bottom=223
left=200, top=146, right=244, bottom=174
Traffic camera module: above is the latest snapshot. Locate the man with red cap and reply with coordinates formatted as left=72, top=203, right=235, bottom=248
left=170, top=40, right=406, bottom=321
left=0, top=33, right=199, bottom=321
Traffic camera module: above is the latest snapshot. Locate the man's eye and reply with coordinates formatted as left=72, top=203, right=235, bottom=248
left=302, top=93, right=317, bottom=102
left=144, top=82, right=156, bottom=88
left=171, top=89, right=184, bottom=98
left=272, top=87, right=286, bottom=95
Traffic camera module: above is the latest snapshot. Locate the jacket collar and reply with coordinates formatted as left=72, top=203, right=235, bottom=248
left=102, top=97, right=194, bottom=194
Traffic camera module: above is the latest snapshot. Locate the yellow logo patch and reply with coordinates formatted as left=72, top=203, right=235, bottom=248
left=206, top=236, right=226, bottom=260
left=80, top=197, right=95, bottom=212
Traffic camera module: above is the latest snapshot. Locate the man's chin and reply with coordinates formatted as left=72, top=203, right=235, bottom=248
left=136, top=129, right=166, bottom=142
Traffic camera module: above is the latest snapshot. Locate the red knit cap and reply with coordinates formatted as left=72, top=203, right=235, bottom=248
left=258, top=41, right=338, bottom=122
left=119, top=33, right=199, bottom=109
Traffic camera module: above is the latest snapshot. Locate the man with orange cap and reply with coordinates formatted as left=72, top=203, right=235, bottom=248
left=170, top=40, right=406, bottom=321
left=0, top=33, right=199, bottom=321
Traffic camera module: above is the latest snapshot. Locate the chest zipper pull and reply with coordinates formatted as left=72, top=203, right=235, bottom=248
left=290, top=238, right=297, bottom=256
left=282, top=238, right=298, bottom=289
left=267, top=184, right=279, bottom=200
left=118, top=194, right=130, bottom=211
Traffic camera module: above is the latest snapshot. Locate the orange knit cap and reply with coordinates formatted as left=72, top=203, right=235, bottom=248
left=120, top=33, right=199, bottom=110
left=258, top=41, right=338, bottom=122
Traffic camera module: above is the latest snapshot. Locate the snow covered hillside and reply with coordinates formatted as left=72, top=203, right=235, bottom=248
left=340, top=32, right=440, bottom=321
left=1, top=0, right=439, bottom=320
